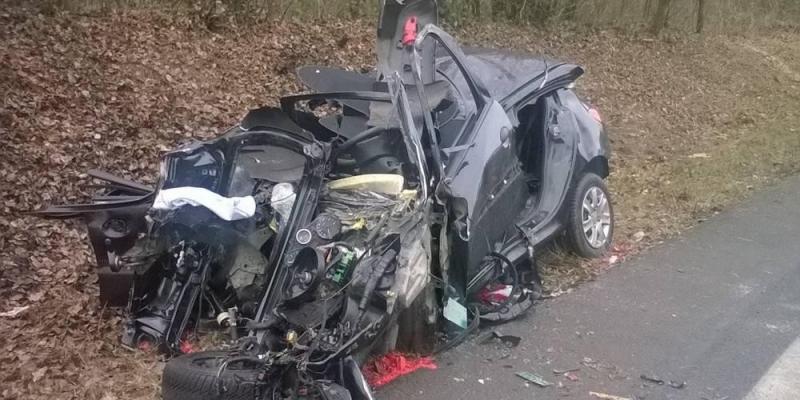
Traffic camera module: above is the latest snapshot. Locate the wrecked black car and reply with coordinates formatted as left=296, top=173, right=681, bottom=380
left=37, top=1, right=612, bottom=398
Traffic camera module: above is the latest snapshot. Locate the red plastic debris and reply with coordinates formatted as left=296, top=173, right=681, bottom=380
left=362, top=352, right=437, bottom=388
left=180, top=340, right=195, bottom=354
left=179, top=329, right=196, bottom=354
left=477, top=283, right=512, bottom=304
left=402, top=16, right=418, bottom=46
left=137, top=339, right=152, bottom=352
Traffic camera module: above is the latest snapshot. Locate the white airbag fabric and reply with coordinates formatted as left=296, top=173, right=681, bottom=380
left=152, top=187, right=256, bottom=221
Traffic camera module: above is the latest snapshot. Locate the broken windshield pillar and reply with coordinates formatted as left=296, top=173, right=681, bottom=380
left=377, top=0, right=437, bottom=84
left=386, top=72, right=429, bottom=201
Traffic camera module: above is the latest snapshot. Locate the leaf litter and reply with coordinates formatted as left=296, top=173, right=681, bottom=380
left=2, top=6, right=800, bottom=400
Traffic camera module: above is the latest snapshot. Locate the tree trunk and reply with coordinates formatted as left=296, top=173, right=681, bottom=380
left=650, top=0, right=671, bottom=34
left=467, top=0, right=481, bottom=19
left=643, top=0, right=653, bottom=19
left=563, top=0, right=578, bottom=21
left=695, top=0, right=706, bottom=33
left=617, top=0, right=627, bottom=18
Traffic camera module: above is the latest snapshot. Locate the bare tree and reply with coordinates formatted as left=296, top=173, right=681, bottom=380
left=563, top=0, right=578, bottom=21
left=617, top=0, right=629, bottom=20
left=643, top=0, right=653, bottom=19
left=696, top=0, right=706, bottom=33
left=650, top=0, right=672, bottom=34
left=467, top=0, right=480, bottom=19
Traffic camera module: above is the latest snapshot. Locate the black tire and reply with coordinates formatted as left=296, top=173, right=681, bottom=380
left=564, top=173, right=614, bottom=258
left=161, top=351, right=262, bottom=400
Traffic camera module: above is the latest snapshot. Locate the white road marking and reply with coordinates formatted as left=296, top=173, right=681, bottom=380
left=744, top=337, right=800, bottom=400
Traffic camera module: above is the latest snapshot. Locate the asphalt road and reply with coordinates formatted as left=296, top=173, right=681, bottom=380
left=379, top=175, right=800, bottom=400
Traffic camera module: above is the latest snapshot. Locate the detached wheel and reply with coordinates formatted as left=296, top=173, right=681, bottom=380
left=161, top=351, right=262, bottom=400
left=565, top=173, right=614, bottom=258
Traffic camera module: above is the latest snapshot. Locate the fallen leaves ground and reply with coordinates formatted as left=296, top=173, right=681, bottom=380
left=1, top=8, right=799, bottom=400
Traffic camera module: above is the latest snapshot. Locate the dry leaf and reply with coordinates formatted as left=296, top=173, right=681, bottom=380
left=0, top=305, right=30, bottom=318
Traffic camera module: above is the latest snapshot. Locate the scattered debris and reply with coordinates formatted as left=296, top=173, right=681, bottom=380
left=362, top=352, right=437, bottom=388
left=481, top=331, right=522, bottom=348
left=640, top=374, right=687, bottom=389
left=689, top=153, right=711, bottom=159
left=669, top=380, right=687, bottom=389
left=589, top=392, right=632, bottom=400
left=564, top=371, right=580, bottom=381
left=640, top=374, right=664, bottom=385
left=477, top=283, right=513, bottom=304
left=633, top=231, right=646, bottom=242
left=553, top=367, right=581, bottom=374
left=515, top=371, right=553, bottom=387
left=477, top=378, right=485, bottom=384
left=581, top=357, right=600, bottom=369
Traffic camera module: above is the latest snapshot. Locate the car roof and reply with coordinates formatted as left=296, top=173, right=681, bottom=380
left=437, top=47, right=580, bottom=101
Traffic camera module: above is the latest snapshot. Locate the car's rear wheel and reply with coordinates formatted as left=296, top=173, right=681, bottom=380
left=565, top=173, right=614, bottom=258
left=161, top=351, right=262, bottom=400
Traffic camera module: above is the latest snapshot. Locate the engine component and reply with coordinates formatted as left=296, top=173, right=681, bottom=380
left=293, top=213, right=343, bottom=247
left=216, top=311, right=232, bottom=327
left=296, top=228, right=313, bottom=245
left=122, top=242, right=214, bottom=354
left=282, top=247, right=325, bottom=305
left=311, top=213, right=342, bottom=241
left=330, top=246, right=357, bottom=285
left=352, top=248, right=398, bottom=327
left=225, top=237, right=270, bottom=302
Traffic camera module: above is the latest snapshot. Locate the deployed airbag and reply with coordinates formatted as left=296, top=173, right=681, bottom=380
left=152, top=187, right=256, bottom=221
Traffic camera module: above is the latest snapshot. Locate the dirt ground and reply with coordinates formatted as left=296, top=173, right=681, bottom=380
left=1, top=9, right=799, bottom=400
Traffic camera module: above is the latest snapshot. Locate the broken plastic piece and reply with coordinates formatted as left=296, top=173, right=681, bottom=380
left=564, top=371, right=579, bottom=381
left=362, top=352, right=437, bottom=388
left=179, top=340, right=194, bottom=354
left=153, top=187, right=255, bottom=221
left=515, top=371, right=553, bottom=387
left=640, top=374, right=687, bottom=389
left=589, top=392, right=631, bottom=400
left=443, top=298, right=468, bottom=329
left=480, top=331, right=521, bottom=348
left=477, top=283, right=512, bottom=304
left=669, top=381, right=687, bottom=389
left=553, top=367, right=581, bottom=375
